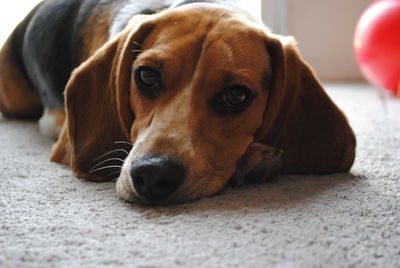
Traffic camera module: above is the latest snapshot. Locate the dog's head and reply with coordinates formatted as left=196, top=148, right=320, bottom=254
left=51, top=4, right=355, bottom=204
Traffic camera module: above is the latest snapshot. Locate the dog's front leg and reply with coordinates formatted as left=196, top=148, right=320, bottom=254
left=230, top=143, right=283, bottom=186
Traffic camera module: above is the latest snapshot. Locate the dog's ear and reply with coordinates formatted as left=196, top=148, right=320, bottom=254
left=255, top=35, right=356, bottom=174
left=50, top=15, right=155, bottom=180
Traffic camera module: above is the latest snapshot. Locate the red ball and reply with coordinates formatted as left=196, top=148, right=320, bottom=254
left=354, top=0, right=400, bottom=96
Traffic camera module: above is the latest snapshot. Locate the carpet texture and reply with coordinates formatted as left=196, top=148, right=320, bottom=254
left=1, top=84, right=399, bottom=267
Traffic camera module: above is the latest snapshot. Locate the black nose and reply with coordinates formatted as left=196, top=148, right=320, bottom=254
left=130, top=155, right=186, bottom=202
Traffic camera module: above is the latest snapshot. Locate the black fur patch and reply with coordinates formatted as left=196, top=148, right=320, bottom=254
left=139, top=8, right=162, bottom=15
left=7, top=2, right=44, bottom=93
left=22, top=0, right=84, bottom=109
left=11, top=0, right=228, bottom=109
left=21, top=0, right=123, bottom=109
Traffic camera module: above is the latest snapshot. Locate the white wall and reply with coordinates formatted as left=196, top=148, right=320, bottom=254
left=262, top=0, right=373, bottom=81
left=237, top=0, right=261, bottom=20
left=0, top=0, right=43, bottom=46
left=262, top=0, right=288, bottom=34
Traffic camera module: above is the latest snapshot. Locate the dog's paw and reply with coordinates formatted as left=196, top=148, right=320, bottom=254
left=39, top=109, right=65, bottom=140
left=230, top=143, right=283, bottom=186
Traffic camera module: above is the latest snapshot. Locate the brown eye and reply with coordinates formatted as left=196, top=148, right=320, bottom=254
left=134, top=66, right=161, bottom=99
left=213, top=85, right=254, bottom=115
left=139, top=68, right=158, bottom=86
left=223, top=87, right=248, bottom=107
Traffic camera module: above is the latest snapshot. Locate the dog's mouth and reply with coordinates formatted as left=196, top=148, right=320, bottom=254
left=115, top=143, right=283, bottom=205
left=116, top=153, right=228, bottom=205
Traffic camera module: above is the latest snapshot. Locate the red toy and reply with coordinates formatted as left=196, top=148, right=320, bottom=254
left=354, top=0, right=400, bottom=96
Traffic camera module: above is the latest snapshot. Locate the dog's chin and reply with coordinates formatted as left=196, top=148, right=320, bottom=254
left=115, top=176, right=170, bottom=206
left=115, top=175, right=139, bottom=203
left=115, top=175, right=227, bottom=206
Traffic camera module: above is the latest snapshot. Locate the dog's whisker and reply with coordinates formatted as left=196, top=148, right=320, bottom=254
left=90, top=157, right=125, bottom=172
left=132, top=49, right=143, bottom=53
left=93, top=148, right=129, bottom=162
left=132, top=41, right=142, bottom=47
left=114, top=141, right=133, bottom=146
left=89, top=165, right=123, bottom=174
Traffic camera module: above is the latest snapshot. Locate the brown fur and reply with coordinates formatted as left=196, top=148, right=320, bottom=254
left=50, top=120, right=70, bottom=165
left=0, top=35, right=43, bottom=119
left=79, top=2, right=121, bottom=60
left=50, top=109, right=66, bottom=127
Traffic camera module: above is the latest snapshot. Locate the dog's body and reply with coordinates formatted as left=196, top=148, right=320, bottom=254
left=0, top=0, right=356, bottom=204
left=0, top=0, right=230, bottom=131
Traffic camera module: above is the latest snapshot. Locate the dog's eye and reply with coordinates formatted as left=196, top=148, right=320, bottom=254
left=223, top=87, right=248, bottom=106
left=213, top=85, right=254, bottom=115
left=139, top=68, right=158, bottom=86
left=134, top=66, right=161, bottom=99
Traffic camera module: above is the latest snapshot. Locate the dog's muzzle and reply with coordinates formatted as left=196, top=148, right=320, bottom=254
left=130, top=154, right=185, bottom=202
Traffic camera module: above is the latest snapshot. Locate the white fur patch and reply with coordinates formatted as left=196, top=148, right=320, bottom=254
left=39, top=109, right=62, bottom=140
left=108, top=0, right=248, bottom=39
left=109, top=0, right=174, bottom=38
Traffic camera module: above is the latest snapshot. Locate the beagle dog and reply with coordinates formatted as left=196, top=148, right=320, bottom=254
left=0, top=0, right=356, bottom=204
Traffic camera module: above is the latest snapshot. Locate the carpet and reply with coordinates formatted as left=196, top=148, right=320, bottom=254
left=1, top=84, right=399, bottom=267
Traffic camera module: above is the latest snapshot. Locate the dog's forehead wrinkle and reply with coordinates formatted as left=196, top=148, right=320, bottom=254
left=139, top=13, right=267, bottom=93
left=204, top=38, right=234, bottom=64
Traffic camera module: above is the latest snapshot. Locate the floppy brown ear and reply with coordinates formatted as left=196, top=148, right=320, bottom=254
left=50, top=16, right=155, bottom=180
left=255, top=35, right=356, bottom=174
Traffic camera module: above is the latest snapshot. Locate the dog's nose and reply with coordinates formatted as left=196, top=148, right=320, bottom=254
left=130, top=155, right=185, bottom=202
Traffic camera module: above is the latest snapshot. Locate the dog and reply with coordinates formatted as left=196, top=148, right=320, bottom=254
left=0, top=0, right=356, bottom=204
